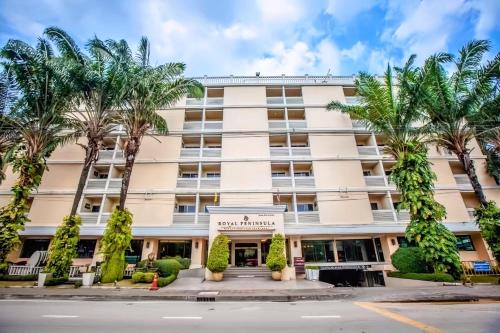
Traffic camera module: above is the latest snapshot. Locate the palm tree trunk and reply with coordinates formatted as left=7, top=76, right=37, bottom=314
left=70, top=139, right=99, bottom=216
left=457, top=151, right=488, bottom=206
left=118, top=137, right=140, bottom=210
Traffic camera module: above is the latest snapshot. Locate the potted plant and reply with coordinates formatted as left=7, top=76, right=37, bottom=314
left=207, top=234, right=229, bottom=281
left=305, top=265, right=320, bottom=281
left=37, top=272, right=52, bottom=288
left=82, top=266, right=96, bottom=287
left=266, top=233, right=287, bottom=281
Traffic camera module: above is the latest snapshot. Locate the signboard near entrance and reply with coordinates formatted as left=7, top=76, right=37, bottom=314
left=215, top=214, right=278, bottom=232
left=294, top=257, right=305, bottom=274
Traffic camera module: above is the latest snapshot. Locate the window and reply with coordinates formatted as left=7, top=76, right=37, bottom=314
left=272, top=172, right=286, bottom=177
left=385, top=170, right=391, bottom=176
left=91, top=205, right=100, bottom=213
left=76, top=240, right=97, bottom=258
left=393, top=202, right=401, bottom=209
left=374, top=238, right=385, bottom=262
left=98, top=173, right=108, bottom=179
left=456, top=235, right=475, bottom=251
left=297, top=203, right=314, bottom=212
left=291, top=143, right=308, bottom=147
left=363, top=171, right=371, bottom=176
left=157, top=241, right=192, bottom=259
left=206, top=172, right=220, bottom=178
left=206, top=144, right=221, bottom=148
left=302, top=240, right=334, bottom=262
left=370, top=203, right=379, bottom=210
left=397, top=236, right=416, bottom=248
left=270, top=144, right=286, bottom=148
left=181, top=172, right=198, bottom=178
left=20, top=239, right=50, bottom=258
left=294, top=171, right=310, bottom=177
left=125, top=240, right=144, bottom=264
left=336, top=239, right=378, bottom=262
left=178, top=205, right=196, bottom=213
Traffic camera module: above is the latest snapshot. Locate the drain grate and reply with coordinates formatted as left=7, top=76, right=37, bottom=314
left=196, top=291, right=218, bottom=302
left=196, top=297, right=216, bottom=302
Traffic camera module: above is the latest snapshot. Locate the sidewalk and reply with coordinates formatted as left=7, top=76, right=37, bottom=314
left=0, top=283, right=499, bottom=302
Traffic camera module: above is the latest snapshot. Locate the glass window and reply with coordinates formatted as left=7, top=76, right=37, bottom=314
left=456, top=235, right=475, bottom=251
left=91, top=205, right=100, bottom=213
left=125, top=240, right=144, bottom=264
left=370, top=203, right=379, bottom=210
left=272, top=172, right=287, bottom=177
left=294, top=172, right=310, bottom=177
left=76, top=239, right=97, bottom=258
left=181, top=173, right=198, bottom=178
left=374, top=238, right=385, bottom=262
left=297, top=203, right=314, bottom=212
left=178, top=205, right=196, bottom=213
left=336, top=239, right=377, bottom=262
left=157, top=241, right=192, bottom=259
left=206, top=172, right=220, bottom=178
left=363, top=171, right=371, bottom=176
left=301, top=240, right=334, bottom=262
left=397, top=236, right=416, bottom=248
left=20, top=239, right=50, bottom=258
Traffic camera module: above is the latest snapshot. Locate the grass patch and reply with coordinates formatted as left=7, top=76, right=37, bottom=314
left=387, top=271, right=455, bottom=282
left=0, top=281, right=35, bottom=288
left=96, top=279, right=150, bottom=289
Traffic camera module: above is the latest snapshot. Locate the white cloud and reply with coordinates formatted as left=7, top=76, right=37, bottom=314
left=223, top=24, right=257, bottom=40
left=469, top=0, right=500, bottom=38
left=340, top=41, right=366, bottom=61
left=255, top=0, right=305, bottom=23
left=326, top=0, right=380, bottom=23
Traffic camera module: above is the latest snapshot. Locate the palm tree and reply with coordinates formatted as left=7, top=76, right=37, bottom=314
left=0, top=38, right=75, bottom=262
left=0, top=69, right=18, bottom=183
left=420, top=40, right=500, bottom=206
left=44, top=27, right=120, bottom=216
left=327, top=59, right=461, bottom=275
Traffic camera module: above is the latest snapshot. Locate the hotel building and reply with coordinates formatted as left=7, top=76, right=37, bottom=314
left=1, top=75, right=498, bottom=285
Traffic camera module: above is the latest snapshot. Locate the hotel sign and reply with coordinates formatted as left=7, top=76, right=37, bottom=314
left=216, top=214, right=278, bottom=231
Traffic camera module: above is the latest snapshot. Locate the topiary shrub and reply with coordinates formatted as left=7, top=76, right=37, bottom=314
left=154, top=259, right=182, bottom=277
left=266, top=233, right=286, bottom=272
left=163, top=256, right=191, bottom=269
left=131, top=271, right=145, bottom=283
left=143, top=272, right=155, bottom=283
left=0, top=274, right=37, bottom=281
left=100, top=209, right=133, bottom=283
left=44, top=276, right=68, bottom=286
left=45, top=215, right=81, bottom=278
left=157, top=274, right=176, bottom=288
left=391, top=247, right=430, bottom=273
left=207, top=234, right=229, bottom=273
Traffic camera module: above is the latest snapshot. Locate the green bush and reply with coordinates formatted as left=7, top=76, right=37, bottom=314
left=163, top=256, right=191, bottom=270
left=45, top=215, right=81, bottom=278
left=391, top=247, right=430, bottom=273
left=305, top=265, right=320, bottom=270
left=100, top=209, right=133, bottom=283
left=44, top=276, right=68, bottom=286
left=0, top=262, right=8, bottom=274
left=157, top=274, right=176, bottom=288
left=207, top=234, right=229, bottom=273
left=387, top=271, right=454, bottom=282
left=475, top=201, right=500, bottom=262
left=266, top=233, right=286, bottom=272
left=0, top=274, right=37, bottom=281
left=143, top=272, right=155, bottom=283
left=154, top=259, right=182, bottom=277
left=131, top=271, right=145, bottom=283
left=137, top=260, right=148, bottom=269
left=74, top=280, right=82, bottom=288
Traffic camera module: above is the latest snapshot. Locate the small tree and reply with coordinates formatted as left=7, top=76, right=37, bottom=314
left=207, top=234, right=229, bottom=273
left=99, top=209, right=133, bottom=283
left=45, top=215, right=81, bottom=278
left=475, top=202, right=500, bottom=261
left=266, top=233, right=286, bottom=272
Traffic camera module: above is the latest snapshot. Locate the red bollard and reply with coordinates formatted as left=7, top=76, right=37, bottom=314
left=150, top=273, right=159, bottom=291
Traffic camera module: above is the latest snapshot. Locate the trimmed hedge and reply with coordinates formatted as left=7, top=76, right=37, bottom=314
left=157, top=274, right=176, bottom=288
left=0, top=274, right=37, bottom=281
left=44, top=276, right=69, bottom=286
left=266, top=233, right=286, bottom=272
left=131, top=271, right=155, bottom=283
left=163, top=256, right=191, bottom=270
left=387, top=271, right=454, bottom=282
left=45, top=215, right=81, bottom=278
left=154, top=259, right=182, bottom=277
left=207, top=235, right=229, bottom=273
left=391, top=247, right=429, bottom=273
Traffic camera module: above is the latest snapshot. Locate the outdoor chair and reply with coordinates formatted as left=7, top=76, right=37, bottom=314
left=7, top=250, right=48, bottom=276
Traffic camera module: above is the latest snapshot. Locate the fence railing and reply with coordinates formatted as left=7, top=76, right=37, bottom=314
left=461, top=260, right=499, bottom=277
left=8, top=266, right=43, bottom=276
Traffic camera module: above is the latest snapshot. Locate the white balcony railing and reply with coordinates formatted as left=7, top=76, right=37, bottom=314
left=286, top=97, right=304, bottom=104
left=180, top=148, right=200, bottom=158
left=108, top=179, right=122, bottom=190
left=204, top=121, right=223, bottom=130
left=202, top=148, right=221, bottom=158
left=467, top=208, right=476, bottom=220
left=454, top=175, right=472, bottom=188
left=176, top=178, right=198, bottom=189
left=284, top=212, right=296, bottom=224
left=206, top=97, right=224, bottom=106
left=200, top=177, right=220, bottom=189
left=396, top=210, right=411, bottom=222
left=351, top=120, right=365, bottom=129
left=294, top=177, right=315, bottom=188
left=297, top=211, right=320, bottom=224
left=80, top=213, right=99, bottom=224
left=183, top=121, right=202, bottom=130
left=173, top=213, right=196, bottom=224
left=97, top=150, right=114, bottom=160
left=268, top=120, right=287, bottom=129
left=100, top=213, right=111, bottom=224
left=357, top=146, right=379, bottom=156
left=288, top=120, right=307, bottom=129
left=86, top=179, right=107, bottom=190
left=372, top=210, right=395, bottom=222
left=197, top=213, right=210, bottom=224
left=272, top=177, right=292, bottom=188
left=345, top=96, right=362, bottom=105
left=270, top=147, right=290, bottom=157
left=364, top=176, right=386, bottom=187
left=266, top=96, right=284, bottom=104
left=186, top=98, right=203, bottom=106
left=291, top=147, right=311, bottom=156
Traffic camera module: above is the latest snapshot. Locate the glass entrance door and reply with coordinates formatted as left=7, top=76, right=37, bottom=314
left=235, top=243, right=258, bottom=267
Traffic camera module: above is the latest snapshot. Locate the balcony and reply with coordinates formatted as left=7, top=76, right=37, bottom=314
left=183, top=121, right=202, bottom=131
left=364, top=176, right=386, bottom=187
left=285, top=96, right=304, bottom=105
left=454, top=174, right=472, bottom=189
left=176, top=178, right=198, bottom=189
left=199, top=177, right=220, bottom=189
left=270, top=147, right=289, bottom=157
left=202, top=148, right=221, bottom=158
left=97, top=149, right=124, bottom=162
left=268, top=120, right=287, bottom=129
left=467, top=208, right=475, bottom=220
left=172, top=213, right=196, bottom=224
left=357, top=146, right=379, bottom=156
left=272, top=176, right=292, bottom=188
left=100, top=213, right=111, bottom=224
left=266, top=96, right=284, bottom=105
left=372, top=210, right=395, bottom=222
left=86, top=179, right=107, bottom=191
left=284, top=212, right=296, bottom=224
left=345, top=96, right=362, bottom=105
left=80, top=212, right=99, bottom=224
left=180, top=148, right=200, bottom=159
left=297, top=211, right=320, bottom=224
left=396, top=210, right=410, bottom=222
left=108, top=179, right=122, bottom=191
left=294, top=176, right=315, bottom=188
left=186, top=98, right=203, bottom=106
left=288, top=120, right=307, bottom=129
left=204, top=121, right=223, bottom=130
left=291, top=147, right=311, bottom=156
left=206, top=97, right=223, bottom=106
left=197, top=213, right=210, bottom=224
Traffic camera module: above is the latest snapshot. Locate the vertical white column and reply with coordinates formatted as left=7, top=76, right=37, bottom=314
left=386, top=191, right=397, bottom=222
left=293, top=192, right=299, bottom=224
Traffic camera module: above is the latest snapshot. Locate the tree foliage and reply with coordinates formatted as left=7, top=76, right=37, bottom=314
left=99, top=209, right=133, bottom=283
left=266, top=233, right=286, bottom=272
left=207, top=234, right=229, bottom=273
left=474, top=202, right=500, bottom=261
left=45, top=215, right=81, bottom=278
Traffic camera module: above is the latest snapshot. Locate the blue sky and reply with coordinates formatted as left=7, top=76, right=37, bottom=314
left=0, top=0, right=499, bottom=76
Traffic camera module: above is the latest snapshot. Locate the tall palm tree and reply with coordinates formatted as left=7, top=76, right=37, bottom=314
left=420, top=40, right=500, bottom=206
left=327, top=59, right=461, bottom=275
left=0, top=69, right=18, bottom=183
left=0, top=38, right=75, bottom=262
left=44, top=27, right=120, bottom=216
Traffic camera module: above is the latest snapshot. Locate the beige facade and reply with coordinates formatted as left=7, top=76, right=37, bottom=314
left=1, top=76, right=498, bottom=283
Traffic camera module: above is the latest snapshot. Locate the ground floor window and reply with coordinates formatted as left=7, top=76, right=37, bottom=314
left=396, top=236, right=416, bottom=248
left=302, top=240, right=334, bottom=262
left=456, top=235, right=475, bottom=251
left=76, top=239, right=97, bottom=258
left=157, top=240, right=192, bottom=259
left=125, top=240, right=144, bottom=264
left=20, top=239, right=50, bottom=258
left=336, top=239, right=377, bottom=262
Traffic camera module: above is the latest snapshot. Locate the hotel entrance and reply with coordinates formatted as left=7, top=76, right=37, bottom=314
left=230, top=239, right=271, bottom=267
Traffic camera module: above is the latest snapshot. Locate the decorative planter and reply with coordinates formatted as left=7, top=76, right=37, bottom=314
left=305, top=269, right=320, bottom=281
left=37, top=272, right=52, bottom=288
left=212, top=272, right=224, bottom=281
left=82, top=272, right=96, bottom=287
left=271, top=271, right=282, bottom=281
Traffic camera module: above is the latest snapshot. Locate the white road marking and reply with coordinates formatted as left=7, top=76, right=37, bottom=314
left=42, top=315, right=80, bottom=318
left=301, top=315, right=341, bottom=319
left=162, top=316, right=203, bottom=320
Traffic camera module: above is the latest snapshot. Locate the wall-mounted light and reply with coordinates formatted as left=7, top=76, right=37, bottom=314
left=391, top=238, right=396, bottom=246
left=294, top=241, right=298, bottom=248
left=146, top=241, right=150, bottom=249
left=195, top=241, right=199, bottom=249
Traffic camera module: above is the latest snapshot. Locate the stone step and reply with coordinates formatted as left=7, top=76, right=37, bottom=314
left=224, top=267, right=271, bottom=277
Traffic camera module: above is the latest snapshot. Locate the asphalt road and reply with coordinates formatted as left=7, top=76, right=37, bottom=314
left=0, top=299, right=499, bottom=333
